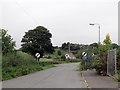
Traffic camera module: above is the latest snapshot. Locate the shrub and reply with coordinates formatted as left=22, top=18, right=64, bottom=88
left=2, top=51, right=36, bottom=68
left=2, top=51, right=44, bottom=80
left=117, top=48, right=120, bottom=70
left=57, top=50, right=61, bottom=56
left=117, top=72, right=120, bottom=82
left=2, top=65, right=43, bottom=80
left=115, top=71, right=120, bottom=82
left=91, top=44, right=110, bottom=75
left=61, top=54, right=66, bottom=60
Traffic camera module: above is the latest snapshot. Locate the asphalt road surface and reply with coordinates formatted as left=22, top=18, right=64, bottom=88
left=2, top=63, right=87, bottom=88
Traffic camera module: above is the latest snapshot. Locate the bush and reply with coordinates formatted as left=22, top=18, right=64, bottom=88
left=39, top=58, right=62, bottom=66
left=117, top=71, right=120, bottom=82
left=61, top=54, right=66, bottom=60
left=2, top=51, right=44, bottom=80
left=115, top=71, right=120, bottom=82
left=57, top=50, right=61, bottom=56
left=2, top=51, right=36, bottom=68
left=76, top=51, right=82, bottom=59
left=91, top=44, right=110, bottom=75
left=79, top=62, right=86, bottom=71
left=117, top=48, right=120, bottom=70
left=2, top=65, right=43, bottom=80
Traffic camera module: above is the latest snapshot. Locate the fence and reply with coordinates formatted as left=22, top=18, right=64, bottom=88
left=107, top=49, right=117, bottom=76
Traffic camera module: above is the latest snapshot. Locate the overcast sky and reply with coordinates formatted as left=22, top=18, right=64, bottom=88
left=1, top=0, right=119, bottom=48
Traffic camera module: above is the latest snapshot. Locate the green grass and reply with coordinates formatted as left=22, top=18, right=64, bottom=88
left=40, top=58, right=53, bottom=62
left=2, top=65, right=43, bottom=80
left=42, top=64, right=56, bottom=70
left=2, top=50, right=81, bottom=81
left=2, top=51, right=56, bottom=81
left=115, top=71, right=120, bottom=82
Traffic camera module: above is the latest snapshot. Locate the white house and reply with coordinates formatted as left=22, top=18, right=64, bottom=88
left=65, top=53, right=76, bottom=60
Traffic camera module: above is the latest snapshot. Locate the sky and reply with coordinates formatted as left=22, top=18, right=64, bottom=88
left=1, top=0, right=119, bottom=48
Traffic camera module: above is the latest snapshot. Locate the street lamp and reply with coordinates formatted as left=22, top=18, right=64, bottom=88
left=69, top=43, right=70, bottom=53
left=89, top=23, right=100, bottom=44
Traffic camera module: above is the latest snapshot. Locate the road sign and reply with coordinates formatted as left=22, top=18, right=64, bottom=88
left=82, top=52, right=88, bottom=61
left=35, top=53, right=40, bottom=58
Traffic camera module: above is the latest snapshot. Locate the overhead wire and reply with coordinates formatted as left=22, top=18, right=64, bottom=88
left=14, top=0, right=40, bottom=25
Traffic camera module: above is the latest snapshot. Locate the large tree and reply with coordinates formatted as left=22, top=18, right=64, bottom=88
left=21, top=26, right=54, bottom=57
left=1, top=29, right=16, bottom=55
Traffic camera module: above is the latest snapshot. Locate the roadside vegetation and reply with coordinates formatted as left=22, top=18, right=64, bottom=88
left=1, top=28, right=80, bottom=81
left=2, top=51, right=43, bottom=80
left=79, top=34, right=120, bottom=82
left=1, top=27, right=120, bottom=81
left=1, top=28, right=55, bottom=81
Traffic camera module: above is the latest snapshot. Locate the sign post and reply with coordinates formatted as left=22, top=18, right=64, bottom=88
left=35, top=53, right=40, bottom=61
left=81, top=52, right=88, bottom=70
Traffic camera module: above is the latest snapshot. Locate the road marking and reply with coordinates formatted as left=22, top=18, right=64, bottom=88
left=81, top=71, right=91, bottom=89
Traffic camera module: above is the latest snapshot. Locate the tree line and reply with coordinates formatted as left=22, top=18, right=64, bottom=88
left=1, top=26, right=54, bottom=57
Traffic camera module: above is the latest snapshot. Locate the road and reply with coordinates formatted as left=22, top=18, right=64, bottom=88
left=2, top=63, right=87, bottom=88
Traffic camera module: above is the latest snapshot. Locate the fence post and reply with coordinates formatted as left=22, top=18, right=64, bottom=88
left=107, top=49, right=117, bottom=76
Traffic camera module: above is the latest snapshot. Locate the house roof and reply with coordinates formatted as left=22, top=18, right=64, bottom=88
left=65, top=53, right=75, bottom=58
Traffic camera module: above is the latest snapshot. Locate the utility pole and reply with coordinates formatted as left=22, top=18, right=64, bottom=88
left=69, top=43, right=70, bottom=53
left=89, top=23, right=101, bottom=44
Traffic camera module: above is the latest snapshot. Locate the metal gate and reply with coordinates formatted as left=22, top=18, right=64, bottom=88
left=107, top=49, right=117, bottom=76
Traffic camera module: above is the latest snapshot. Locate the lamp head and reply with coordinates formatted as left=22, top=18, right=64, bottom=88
left=89, top=23, right=95, bottom=25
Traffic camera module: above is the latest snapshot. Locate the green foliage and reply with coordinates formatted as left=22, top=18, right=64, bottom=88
left=90, top=43, right=98, bottom=48
left=117, top=71, right=120, bottom=82
left=117, top=48, right=120, bottom=70
left=111, top=43, right=119, bottom=49
left=103, top=33, right=111, bottom=45
left=2, top=51, right=36, bottom=68
left=61, top=42, right=80, bottom=51
left=115, top=71, right=120, bottom=82
left=2, top=29, right=16, bottom=55
left=2, top=51, right=54, bottom=81
left=21, top=26, right=54, bottom=57
left=47, top=49, right=67, bottom=61
left=57, top=50, right=61, bottom=56
left=76, top=51, right=83, bottom=59
left=91, top=44, right=109, bottom=75
left=2, top=65, right=43, bottom=80
left=61, top=54, right=66, bottom=60
left=3, top=50, right=68, bottom=81
left=82, top=34, right=113, bottom=75
left=64, top=59, right=80, bottom=63
left=79, top=62, right=89, bottom=71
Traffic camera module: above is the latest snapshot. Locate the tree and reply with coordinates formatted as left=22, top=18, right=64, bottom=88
left=111, top=43, right=119, bottom=49
left=90, top=43, right=98, bottom=48
left=57, top=50, right=61, bottom=56
left=61, top=42, right=80, bottom=51
left=103, top=33, right=111, bottom=45
left=61, top=43, right=68, bottom=50
left=21, top=26, right=54, bottom=57
left=1, top=29, right=16, bottom=55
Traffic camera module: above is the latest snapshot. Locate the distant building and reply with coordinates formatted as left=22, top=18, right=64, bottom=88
left=65, top=53, right=76, bottom=59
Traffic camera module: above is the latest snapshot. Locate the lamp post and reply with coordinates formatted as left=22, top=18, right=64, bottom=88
left=69, top=43, right=70, bottom=53
left=89, top=23, right=100, bottom=44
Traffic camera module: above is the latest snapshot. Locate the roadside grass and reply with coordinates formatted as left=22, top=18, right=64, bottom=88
left=40, top=58, right=53, bottom=62
left=42, top=64, right=56, bottom=70
left=115, top=71, right=120, bottom=82
left=2, top=51, right=55, bottom=81
left=2, top=50, right=80, bottom=81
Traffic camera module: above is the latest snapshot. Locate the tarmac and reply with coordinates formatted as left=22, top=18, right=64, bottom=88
left=82, top=69, right=119, bottom=90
